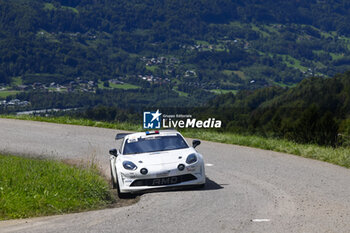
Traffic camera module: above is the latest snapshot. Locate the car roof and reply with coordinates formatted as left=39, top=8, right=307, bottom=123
left=123, top=129, right=180, bottom=140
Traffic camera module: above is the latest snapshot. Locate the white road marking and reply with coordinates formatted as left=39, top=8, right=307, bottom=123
left=205, top=163, right=214, bottom=167
left=252, top=219, right=271, bottom=222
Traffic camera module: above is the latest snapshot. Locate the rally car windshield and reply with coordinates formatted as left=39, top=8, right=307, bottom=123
left=123, top=134, right=189, bottom=155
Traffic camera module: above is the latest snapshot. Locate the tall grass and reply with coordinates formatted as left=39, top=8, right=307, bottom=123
left=0, top=154, right=113, bottom=220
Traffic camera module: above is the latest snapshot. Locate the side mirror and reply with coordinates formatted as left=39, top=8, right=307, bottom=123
left=192, top=139, right=201, bottom=148
left=109, top=148, right=119, bottom=156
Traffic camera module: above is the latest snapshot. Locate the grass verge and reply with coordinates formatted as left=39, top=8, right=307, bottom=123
left=0, top=154, right=114, bottom=220
left=1, top=115, right=350, bottom=168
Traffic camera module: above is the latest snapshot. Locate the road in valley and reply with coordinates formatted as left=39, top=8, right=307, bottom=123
left=0, top=118, right=350, bottom=233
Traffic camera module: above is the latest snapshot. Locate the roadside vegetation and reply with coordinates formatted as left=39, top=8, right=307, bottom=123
left=1, top=115, right=349, bottom=169
left=0, top=154, right=114, bottom=220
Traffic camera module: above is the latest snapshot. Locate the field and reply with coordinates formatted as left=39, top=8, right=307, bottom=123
left=44, top=3, right=79, bottom=13
left=210, top=89, right=238, bottom=95
left=0, top=91, right=20, bottom=99
left=97, top=81, right=140, bottom=90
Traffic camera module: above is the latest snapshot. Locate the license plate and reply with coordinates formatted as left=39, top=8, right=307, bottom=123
left=156, top=171, right=170, bottom=177
left=152, top=176, right=178, bottom=186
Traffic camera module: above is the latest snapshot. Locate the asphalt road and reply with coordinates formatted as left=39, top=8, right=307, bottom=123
left=0, top=118, right=350, bottom=233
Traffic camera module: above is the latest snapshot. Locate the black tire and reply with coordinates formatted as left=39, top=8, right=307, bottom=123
left=111, top=164, right=134, bottom=198
left=117, top=191, right=133, bottom=199
left=110, top=171, right=118, bottom=189
left=116, top=181, right=134, bottom=199
left=110, top=164, right=118, bottom=189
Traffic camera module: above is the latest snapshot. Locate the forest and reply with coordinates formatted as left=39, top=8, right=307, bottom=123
left=202, top=71, right=350, bottom=147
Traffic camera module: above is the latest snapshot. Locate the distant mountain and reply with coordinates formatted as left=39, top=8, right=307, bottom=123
left=1, top=0, right=350, bottom=92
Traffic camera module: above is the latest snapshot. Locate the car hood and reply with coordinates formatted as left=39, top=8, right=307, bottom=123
left=121, top=148, right=196, bottom=165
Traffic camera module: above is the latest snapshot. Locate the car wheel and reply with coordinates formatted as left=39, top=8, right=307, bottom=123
left=110, top=164, right=118, bottom=189
left=110, top=164, right=133, bottom=198
left=118, top=191, right=132, bottom=199
left=110, top=169, right=118, bottom=189
left=116, top=181, right=133, bottom=199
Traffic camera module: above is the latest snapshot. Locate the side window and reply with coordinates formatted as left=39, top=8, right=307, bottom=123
left=120, top=139, right=125, bottom=154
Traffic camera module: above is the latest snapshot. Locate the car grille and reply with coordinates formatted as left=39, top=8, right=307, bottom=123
left=130, top=174, right=197, bottom=187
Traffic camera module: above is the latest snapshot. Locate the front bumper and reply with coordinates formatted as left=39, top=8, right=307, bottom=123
left=117, top=163, right=205, bottom=193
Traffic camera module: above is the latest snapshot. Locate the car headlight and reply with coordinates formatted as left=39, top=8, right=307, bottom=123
left=123, top=161, right=137, bottom=170
left=186, top=153, right=198, bottom=164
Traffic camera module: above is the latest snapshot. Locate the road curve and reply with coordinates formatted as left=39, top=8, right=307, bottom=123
left=0, top=118, right=350, bottom=233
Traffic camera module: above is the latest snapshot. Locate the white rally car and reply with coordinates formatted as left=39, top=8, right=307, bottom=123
left=109, top=130, right=206, bottom=198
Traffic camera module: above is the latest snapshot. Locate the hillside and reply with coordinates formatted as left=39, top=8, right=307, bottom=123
left=1, top=0, right=350, bottom=97
left=205, top=71, right=350, bottom=146
left=10, top=71, right=348, bottom=148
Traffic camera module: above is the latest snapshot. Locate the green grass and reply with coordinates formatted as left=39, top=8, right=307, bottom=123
left=232, top=70, right=246, bottom=80
left=174, top=86, right=188, bottom=97
left=280, top=55, right=308, bottom=72
left=319, top=31, right=333, bottom=39
left=261, top=24, right=280, bottom=34
left=44, top=3, right=78, bottom=14
left=195, top=40, right=210, bottom=45
left=210, top=89, right=238, bottom=95
left=98, top=81, right=140, bottom=90
left=222, top=69, right=249, bottom=80
left=145, top=66, right=157, bottom=72
left=11, top=77, right=23, bottom=86
left=222, top=70, right=235, bottom=76
left=0, top=91, right=20, bottom=99
left=112, top=83, right=140, bottom=90
left=44, top=3, right=56, bottom=10
left=214, top=46, right=226, bottom=52
left=174, top=89, right=188, bottom=97
left=133, top=29, right=152, bottom=36
left=272, top=81, right=297, bottom=88
left=1, top=115, right=350, bottom=169
left=250, top=24, right=270, bottom=38
left=0, top=154, right=113, bottom=220
left=62, top=6, right=79, bottom=14
left=330, top=52, right=344, bottom=60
